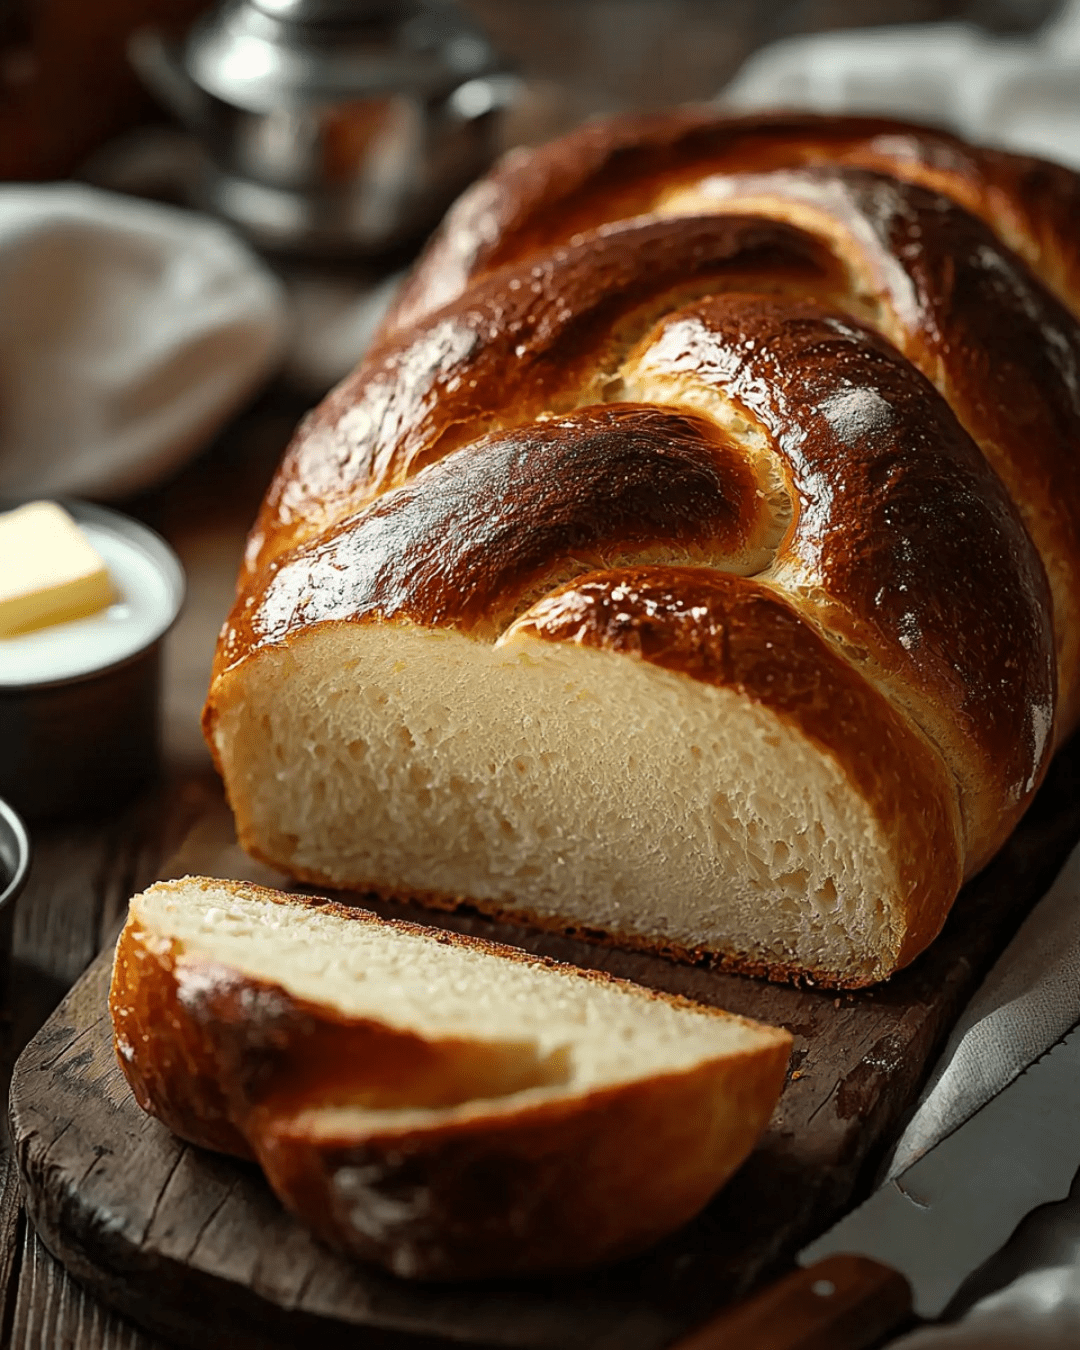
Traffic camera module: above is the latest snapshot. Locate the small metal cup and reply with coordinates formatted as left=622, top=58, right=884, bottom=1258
left=0, top=796, right=31, bottom=1009
left=0, top=502, right=185, bottom=821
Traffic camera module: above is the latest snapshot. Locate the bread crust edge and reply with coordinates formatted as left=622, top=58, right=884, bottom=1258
left=109, top=879, right=792, bottom=1279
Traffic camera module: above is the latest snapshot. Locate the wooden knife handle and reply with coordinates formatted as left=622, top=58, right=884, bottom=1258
left=668, top=1255, right=914, bottom=1350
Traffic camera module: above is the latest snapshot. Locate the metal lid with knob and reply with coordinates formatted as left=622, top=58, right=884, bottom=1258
left=131, top=0, right=520, bottom=253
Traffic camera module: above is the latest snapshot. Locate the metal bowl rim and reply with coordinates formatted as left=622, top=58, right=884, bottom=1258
left=0, top=797, right=31, bottom=912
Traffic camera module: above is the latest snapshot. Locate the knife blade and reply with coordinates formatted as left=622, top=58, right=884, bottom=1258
left=669, top=1021, right=1080, bottom=1349
left=801, top=1020, right=1080, bottom=1318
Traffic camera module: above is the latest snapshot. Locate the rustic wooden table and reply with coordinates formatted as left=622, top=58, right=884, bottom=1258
left=0, top=389, right=306, bottom=1349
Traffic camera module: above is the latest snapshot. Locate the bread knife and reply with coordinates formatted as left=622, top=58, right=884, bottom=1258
left=669, top=1021, right=1080, bottom=1349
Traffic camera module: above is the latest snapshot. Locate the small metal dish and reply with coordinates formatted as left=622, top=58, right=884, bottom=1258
left=0, top=796, right=31, bottom=1006
left=0, top=501, right=185, bottom=821
left=0, top=796, right=30, bottom=908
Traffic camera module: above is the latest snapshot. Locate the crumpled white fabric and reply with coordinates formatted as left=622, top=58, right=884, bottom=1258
left=881, top=846, right=1080, bottom=1346
left=886, top=844, right=1080, bottom=1182
left=0, top=184, right=288, bottom=499
left=722, top=6, right=1080, bottom=1342
left=723, top=0, right=1080, bottom=169
left=882, top=845, right=1080, bottom=1344
left=894, top=1265, right=1080, bottom=1349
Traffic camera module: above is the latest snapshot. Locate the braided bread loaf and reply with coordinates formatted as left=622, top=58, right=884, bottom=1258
left=205, top=111, right=1080, bottom=989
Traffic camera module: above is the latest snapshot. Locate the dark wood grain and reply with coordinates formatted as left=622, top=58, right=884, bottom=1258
left=0, top=1153, right=27, bottom=1347
left=11, top=1231, right=155, bottom=1350
left=0, top=790, right=198, bottom=1350
left=0, top=778, right=222, bottom=1350
left=9, top=728, right=1080, bottom=1350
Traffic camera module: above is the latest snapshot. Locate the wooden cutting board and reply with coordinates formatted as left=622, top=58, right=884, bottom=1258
left=10, top=741, right=1080, bottom=1350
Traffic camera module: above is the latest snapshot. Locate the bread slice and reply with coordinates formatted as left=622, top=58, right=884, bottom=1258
left=111, top=877, right=792, bottom=1280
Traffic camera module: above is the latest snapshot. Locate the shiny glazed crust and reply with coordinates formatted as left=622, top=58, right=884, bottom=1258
left=383, top=108, right=1080, bottom=333
left=205, top=110, right=1080, bottom=986
left=110, top=879, right=792, bottom=1279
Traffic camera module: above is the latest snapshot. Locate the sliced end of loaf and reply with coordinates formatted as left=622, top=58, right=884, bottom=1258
left=110, top=877, right=791, bottom=1279
left=207, top=619, right=958, bottom=987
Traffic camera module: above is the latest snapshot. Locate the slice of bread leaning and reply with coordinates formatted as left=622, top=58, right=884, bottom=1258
left=110, top=877, right=792, bottom=1280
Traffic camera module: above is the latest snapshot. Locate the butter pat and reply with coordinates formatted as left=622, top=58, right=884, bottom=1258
left=0, top=502, right=117, bottom=638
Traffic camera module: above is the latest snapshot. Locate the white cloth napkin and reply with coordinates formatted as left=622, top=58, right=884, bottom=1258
left=723, top=0, right=1080, bottom=168
left=0, top=184, right=288, bottom=499
left=722, top=6, right=1080, bottom=1340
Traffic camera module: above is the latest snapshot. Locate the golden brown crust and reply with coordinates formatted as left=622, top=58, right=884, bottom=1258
left=384, top=109, right=1080, bottom=334
left=218, top=404, right=767, bottom=655
left=235, top=213, right=842, bottom=591
left=652, top=165, right=1080, bottom=735
left=112, top=915, right=253, bottom=1159
left=257, top=1051, right=787, bottom=1279
left=109, top=880, right=792, bottom=1278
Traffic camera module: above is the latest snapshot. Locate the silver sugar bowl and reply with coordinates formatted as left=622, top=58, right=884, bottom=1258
left=131, top=0, right=520, bottom=253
